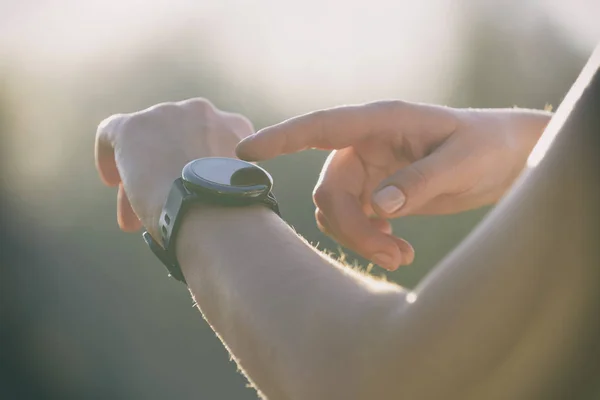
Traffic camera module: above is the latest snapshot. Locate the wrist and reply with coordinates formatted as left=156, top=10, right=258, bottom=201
left=143, top=169, right=191, bottom=241
left=506, top=109, right=553, bottom=149
left=141, top=157, right=281, bottom=284
left=175, top=204, right=281, bottom=277
left=459, top=108, right=552, bottom=158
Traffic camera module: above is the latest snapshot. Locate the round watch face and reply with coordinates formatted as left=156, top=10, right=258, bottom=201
left=182, top=157, right=273, bottom=198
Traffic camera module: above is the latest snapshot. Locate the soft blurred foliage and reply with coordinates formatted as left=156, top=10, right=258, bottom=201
left=0, top=1, right=596, bottom=398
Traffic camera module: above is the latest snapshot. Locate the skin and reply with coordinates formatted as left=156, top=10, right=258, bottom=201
left=95, top=48, right=600, bottom=399
left=96, top=99, right=550, bottom=267
left=95, top=99, right=255, bottom=239
left=95, top=97, right=584, bottom=399
left=235, top=102, right=551, bottom=269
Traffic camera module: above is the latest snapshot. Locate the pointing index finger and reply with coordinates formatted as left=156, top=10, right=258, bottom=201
left=235, top=101, right=400, bottom=161
left=235, top=100, right=458, bottom=161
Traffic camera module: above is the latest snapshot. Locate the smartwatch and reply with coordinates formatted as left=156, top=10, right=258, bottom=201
left=142, top=157, right=281, bottom=284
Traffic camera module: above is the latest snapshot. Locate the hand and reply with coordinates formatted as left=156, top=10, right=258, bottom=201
left=95, top=98, right=254, bottom=239
left=236, top=101, right=550, bottom=270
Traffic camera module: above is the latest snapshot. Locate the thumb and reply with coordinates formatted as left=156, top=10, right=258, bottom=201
left=371, top=151, right=452, bottom=218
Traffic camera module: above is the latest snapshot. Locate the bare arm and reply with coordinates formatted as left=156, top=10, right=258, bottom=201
left=95, top=49, right=599, bottom=399
left=179, top=65, right=599, bottom=398
left=97, top=105, right=557, bottom=399
left=237, top=105, right=552, bottom=270
left=178, top=106, right=595, bottom=400
left=199, top=50, right=598, bottom=399
left=178, top=206, right=407, bottom=399
left=176, top=167, right=590, bottom=400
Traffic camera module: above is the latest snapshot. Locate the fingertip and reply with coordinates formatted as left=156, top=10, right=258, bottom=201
left=235, top=135, right=259, bottom=161
left=236, top=118, right=308, bottom=160
left=371, top=250, right=402, bottom=271
left=362, top=231, right=404, bottom=270
left=323, top=192, right=402, bottom=270
left=392, top=236, right=415, bottom=266
left=368, top=234, right=416, bottom=270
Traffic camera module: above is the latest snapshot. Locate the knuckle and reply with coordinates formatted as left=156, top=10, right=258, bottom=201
left=177, top=98, right=217, bottom=115
left=364, top=100, right=407, bottom=127
left=143, top=102, right=180, bottom=116
left=97, top=113, right=128, bottom=137
left=133, top=98, right=218, bottom=121
left=116, top=116, right=140, bottom=141
left=302, top=109, right=330, bottom=147
left=226, top=112, right=254, bottom=133
left=125, top=98, right=212, bottom=128
left=127, top=103, right=179, bottom=127
left=369, top=99, right=406, bottom=113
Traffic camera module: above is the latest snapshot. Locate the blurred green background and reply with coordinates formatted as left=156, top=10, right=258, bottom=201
left=0, top=0, right=597, bottom=398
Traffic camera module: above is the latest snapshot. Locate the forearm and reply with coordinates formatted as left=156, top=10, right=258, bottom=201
left=176, top=205, right=407, bottom=399
left=451, top=108, right=552, bottom=206
left=369, top=102, right=589, bottom=398
left=174, top=199, right=563, bottom=399
left=169, top=109, right=557, bottom=400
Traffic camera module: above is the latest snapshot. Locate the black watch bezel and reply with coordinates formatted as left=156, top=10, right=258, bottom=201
left=143, top=157, right=280, bottom=284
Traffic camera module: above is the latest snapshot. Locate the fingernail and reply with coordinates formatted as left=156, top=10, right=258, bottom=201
left=373, top=186, right=406, bottom=214
left=372, top=253, right=394, bottom=269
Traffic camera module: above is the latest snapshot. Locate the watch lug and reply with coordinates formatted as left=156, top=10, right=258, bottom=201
left=142, top=162, right=282, bottom=286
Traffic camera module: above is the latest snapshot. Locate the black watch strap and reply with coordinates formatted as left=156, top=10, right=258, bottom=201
left=143, top=178, right=281, bottom=284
